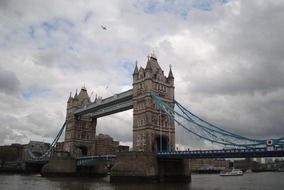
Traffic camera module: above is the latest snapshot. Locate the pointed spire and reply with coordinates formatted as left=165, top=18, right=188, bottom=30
left=67, top=92, right=73, bottom=102
left=150, top=49, right=157, bottom=60
left=78, top=85, right=90, bottom=103
left=146, top=61, right=152, bottom=70
left=168, top=64, right=174, bottom=79
left=145, top=51, right=161, bottom=73
left=81, top=85, right=87, bottom=91
left=74, top=89, right=78, bottom=97
left=133, top=60, right=138, bottom=75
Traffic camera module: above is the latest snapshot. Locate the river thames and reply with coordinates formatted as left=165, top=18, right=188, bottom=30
left=0, top=172, right=284, bottom=190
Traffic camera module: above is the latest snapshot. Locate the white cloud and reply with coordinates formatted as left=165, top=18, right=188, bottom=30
left=0, top=0, right=284, bottom=150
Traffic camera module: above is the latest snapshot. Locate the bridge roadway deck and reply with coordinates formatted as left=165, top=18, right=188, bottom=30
left=26, top=147, right=284, bottom=166
left=76, top=155, right=116, bottom=166
left=76, top=147, right=284, bottom=166
left=25, top=160, right=49, bottom=164
left=74, top=89, right=133, bottom=117
left=157, top=147, right=284, bottom=159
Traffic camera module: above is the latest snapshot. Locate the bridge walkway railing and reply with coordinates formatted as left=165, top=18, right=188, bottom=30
left=157, top=147, right=284, bottom=159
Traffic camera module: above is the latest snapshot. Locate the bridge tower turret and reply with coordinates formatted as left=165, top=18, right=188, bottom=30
left=63, top=86, right=97, bottom=157
left=132, top=53, right=175, bottom=152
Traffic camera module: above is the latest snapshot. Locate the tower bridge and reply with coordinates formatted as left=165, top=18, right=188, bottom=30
left=62, top=53, right=175, bottom=158
left=27, top=53, right=284, bottom=182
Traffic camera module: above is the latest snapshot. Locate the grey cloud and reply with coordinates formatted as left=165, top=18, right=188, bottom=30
left=0, top=66, right=20, bottom=95
left=164, top=1, right=284, bottom=148
left=1, top=0, right=284, bottom=149
left=24, top=112, right=59, bottom=137
left=188, top=63, right=284, bottom=96
left=176, top=89, right=284, bottom=146
left=0, top=114, right=28, bottom=145
left=0, top=0, right=9, bottom=10
left=0, top=126, right=13, bottom=144
left=34, top=49, right=69, bottom=68
left=182, top=1, right=284, bottom=97
left=0, top=126, right=27, bottom=145
left=217, top=1, right=284, bottom=58
left=96, top=111, right=133, bottom=143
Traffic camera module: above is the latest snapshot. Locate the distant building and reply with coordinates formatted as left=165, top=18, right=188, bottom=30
left=0, top=144, right=24, bottom=165
left=256, top=157, right=262, bottom=163
left=94, top=134, right=119, bottom=155
left=264, top=157, right=273, bottom=164
left=190, top=159, right=229, bottom=173
left=118, top=145, right=130, bottom=152
left=233, top=158, right=257, bottom=171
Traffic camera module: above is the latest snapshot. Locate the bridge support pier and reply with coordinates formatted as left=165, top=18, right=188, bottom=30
left=41, top=157, right=77, bottom=177
left=24, top=161, right=47, bottom=174
left=158, top=158, right=191, bottom=182
left=110, top=152, right=191, bottom=183
left=110, top=152, right=158, bottom=182
left=77, top=160, right=109, bottom=177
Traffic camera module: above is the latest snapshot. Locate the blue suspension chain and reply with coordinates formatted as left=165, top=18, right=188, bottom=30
left=150, top=92, right=260, bottom=147
left=28, top=122, right=66, bottom=160
left=149, top=91, right=284, bottom=148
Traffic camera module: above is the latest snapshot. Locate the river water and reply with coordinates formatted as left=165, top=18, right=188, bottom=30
left=0, top=172, right=283, bottom=190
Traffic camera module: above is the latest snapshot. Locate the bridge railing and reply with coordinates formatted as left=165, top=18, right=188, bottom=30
left=96, top=89, right=133, bottom=105
left=76, top=155, right=117, bottom=166
left=157, top=147, right=284, bottom=159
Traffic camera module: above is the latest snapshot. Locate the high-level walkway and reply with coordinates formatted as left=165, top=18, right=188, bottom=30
left=74, top=89, right=133, bottom=117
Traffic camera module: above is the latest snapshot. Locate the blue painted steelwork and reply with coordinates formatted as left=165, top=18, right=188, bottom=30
left=157, top=147, right=284, bottom=159
left=25, top=160, right=49, bottom=164
left=76, top=155, right=116, bottom=166
left=149, top=91, right=284, bottom=148
left=28, top=90, right=284, bottom=163
left=28, top=122, right=66, bottom=160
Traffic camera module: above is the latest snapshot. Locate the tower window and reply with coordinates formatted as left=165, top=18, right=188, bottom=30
left=82, top=132, right=86, bottom=139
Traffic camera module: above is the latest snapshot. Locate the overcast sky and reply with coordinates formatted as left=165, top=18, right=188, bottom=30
left=0, top=0, right=284, bottom=150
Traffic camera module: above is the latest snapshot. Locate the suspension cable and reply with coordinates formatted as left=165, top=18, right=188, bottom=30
left=28, top=122, right=66, bottom=160
left=149, top=91, right=284, bottom=148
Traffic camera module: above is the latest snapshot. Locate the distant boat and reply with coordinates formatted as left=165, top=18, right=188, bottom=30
left=220, top=168, right=243, bottom=176
left=246, top=169, right=252, bottom=173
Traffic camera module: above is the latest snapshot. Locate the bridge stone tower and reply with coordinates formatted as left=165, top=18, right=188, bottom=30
left=132, top=53, right=175, bottom=152
left=63, top=86, right=97, bottom=157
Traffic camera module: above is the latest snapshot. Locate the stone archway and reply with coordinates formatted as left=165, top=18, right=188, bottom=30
left=154, top=136, right=169, bottom=152
left=31, top=151, right=42, bottom=157
left=77, top=145, right=88, bottom=156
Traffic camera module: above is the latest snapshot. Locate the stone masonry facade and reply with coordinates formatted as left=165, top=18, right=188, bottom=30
left=94, top=134, right=119, bottom=155
left=132, top=53, right=175, bottom=152
left=63, top=87, right=97, bottom=157
left=63, top=53, right=176, bottom=156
